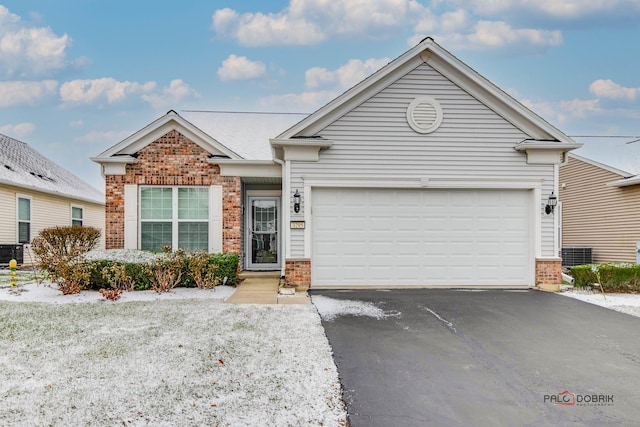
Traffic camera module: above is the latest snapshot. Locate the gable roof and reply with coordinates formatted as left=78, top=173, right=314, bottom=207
left=276, top=37, right=574, bottom=144
left=567, top=152, right=633, bottom=178
left=93, top=110, right=308, bottom=163
left=0, top=133, right=104, bottom=204
left=181, top=111, right=309, bottom=160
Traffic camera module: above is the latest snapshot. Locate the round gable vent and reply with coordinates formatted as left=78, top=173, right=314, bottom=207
left=406, top=96, right=443, bottom=134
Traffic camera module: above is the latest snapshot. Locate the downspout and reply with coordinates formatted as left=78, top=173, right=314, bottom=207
left=272, top=147, right=288, bottom=279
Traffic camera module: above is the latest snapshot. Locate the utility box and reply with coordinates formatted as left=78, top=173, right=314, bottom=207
left=561, top=247, right=592, bottom=267
left=0, top=244, right=24, bottom=266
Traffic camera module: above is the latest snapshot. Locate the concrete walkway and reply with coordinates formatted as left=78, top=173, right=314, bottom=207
left=225, top=272, right=310, bottom=305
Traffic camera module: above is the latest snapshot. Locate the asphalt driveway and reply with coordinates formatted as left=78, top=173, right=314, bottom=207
left=311, top=289, right=640, bottom=427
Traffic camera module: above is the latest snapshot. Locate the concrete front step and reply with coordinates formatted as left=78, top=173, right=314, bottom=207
left=226, top=273, right=309, bottom=305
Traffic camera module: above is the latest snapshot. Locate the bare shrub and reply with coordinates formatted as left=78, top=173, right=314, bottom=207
left=99, top=288, right=122, bottom=301
left=147, top=250, right=185, bottom=293
left=31, top=226, right=101, bottom=295
left=189, top=251, right=220, bottom=289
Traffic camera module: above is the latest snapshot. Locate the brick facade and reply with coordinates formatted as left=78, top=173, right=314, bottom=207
left=104, top=130, right=241, bottom=254
left=535, top=258, right=562, bottom=290
left=285, top=258, right=311, bottom=290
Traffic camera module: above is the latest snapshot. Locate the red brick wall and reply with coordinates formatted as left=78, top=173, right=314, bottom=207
left=536, top=258, right=562, bottom=285
left=285, top=259, right=311, bottom=290
left=104, top=130, right=241, bottom=253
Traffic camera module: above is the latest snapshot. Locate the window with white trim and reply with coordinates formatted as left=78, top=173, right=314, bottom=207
left=71, top=205, right=84, bottom=226
left=140, top=187, right=209, bottom=252
left=17, top=196, right=31, bottom=243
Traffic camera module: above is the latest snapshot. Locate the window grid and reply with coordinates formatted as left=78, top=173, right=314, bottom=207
left=140, top=187, right=209, bottom=252
left=17, top=197, right=31, bottom=244
left=72, top=206, right=83, bottom=227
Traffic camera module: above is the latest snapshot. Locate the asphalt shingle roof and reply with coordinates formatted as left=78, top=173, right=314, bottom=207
left=0, top=133, right=104, bottom=204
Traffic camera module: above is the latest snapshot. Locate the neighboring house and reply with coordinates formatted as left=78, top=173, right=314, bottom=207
left=559, top=153, right=640, bottom=264
left=0, top=133, right=105, bottom=264
left=92, top=38, right=580, bottom=289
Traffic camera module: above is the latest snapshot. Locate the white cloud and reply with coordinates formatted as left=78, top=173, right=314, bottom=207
left=305, top=57, right=390, bottom=89
left=217, top=55, right=267, bottom=81
left=141, top=79, right=199, bottom=109
left=0, top=122, right=36, bottom=137
left=0, top=80, right=58, bottom=107
left=589, top=79, right=640, bottom=101
left=522, top=98, right=602, bottom=124
left=417, top=19, right=563, bottom=52
left=258, top=90, right=338, bottom=111
left=69, top=120, right=83, bottom=128
left=456, top=0, right=640, bottom=19
left=74, top=130, right=131, bottom=143
left=60, top=78, right=156, bottom=104
left=212, top=0, right=426, bottom=46
left=0, top=5, right=73, bottom=78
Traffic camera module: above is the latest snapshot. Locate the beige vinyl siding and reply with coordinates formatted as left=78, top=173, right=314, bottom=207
left=559, top=156, right=640, bottom=263
left=0, top=186, right=16, bottom=243
left=289, top=62, right=555, bottom=257
left=0, top=184, right=105, bottom=264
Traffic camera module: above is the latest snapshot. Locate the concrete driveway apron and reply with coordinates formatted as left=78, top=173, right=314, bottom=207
left=312, top=289, right=640, bottom=427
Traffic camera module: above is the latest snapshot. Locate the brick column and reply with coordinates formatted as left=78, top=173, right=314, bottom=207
left=536, top=258, right=562, bottom=292
left=285, top=258, right=311, bottom=290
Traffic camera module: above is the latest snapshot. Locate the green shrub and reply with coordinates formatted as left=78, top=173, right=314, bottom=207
left=78, top=250, right=239, bottom=292
left=570, top=263, right=640, bottom=293
left=85, top=260, right=153, bottom=291
left=210, top=253, right=239, bottom=285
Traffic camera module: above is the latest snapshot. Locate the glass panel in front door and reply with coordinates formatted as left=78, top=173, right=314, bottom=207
left=251, top=199, right=278, bottom=265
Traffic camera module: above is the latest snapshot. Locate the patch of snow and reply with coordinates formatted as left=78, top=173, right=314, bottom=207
left=0, top=285, right=347, bottom=425
left=312, top=295, right=395, bottom=321
left=420, top=306, right=457, bottom=333
left=85, top=249, right=162, bottom=263
left=560, top=289, right=640, bottom=318
left=0, top=281, right=235, bottom=304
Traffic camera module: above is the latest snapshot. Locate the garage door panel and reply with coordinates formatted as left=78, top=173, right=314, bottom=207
left=312, top=188, right=532, bottom=287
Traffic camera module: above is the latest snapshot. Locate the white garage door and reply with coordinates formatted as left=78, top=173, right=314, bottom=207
left=312, top=188, right=532, bottom=287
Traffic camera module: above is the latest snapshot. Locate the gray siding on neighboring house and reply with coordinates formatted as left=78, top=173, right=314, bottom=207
left=289, top=62, right=556, bottom=257
left=559, top=156, right=640, bottom=263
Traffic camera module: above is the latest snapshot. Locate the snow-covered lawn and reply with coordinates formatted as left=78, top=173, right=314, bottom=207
left=0, top=282, right=347, bottom=426
left=560, top=288, right=640, bottom=318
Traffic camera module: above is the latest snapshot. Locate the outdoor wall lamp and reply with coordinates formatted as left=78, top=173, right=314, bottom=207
left=545, top=192, right=557, bottom=215
left=293, top=189, right=301, bottom=213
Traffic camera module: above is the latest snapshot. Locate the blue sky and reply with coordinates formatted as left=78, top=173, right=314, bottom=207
left=1, top=0, right=640, bottom=191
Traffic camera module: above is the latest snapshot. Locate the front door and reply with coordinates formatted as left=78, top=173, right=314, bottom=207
left=248, top=197, right=280, bottom=269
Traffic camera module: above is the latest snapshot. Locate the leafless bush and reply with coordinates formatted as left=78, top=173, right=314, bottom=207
left=99, top=288, right=122, bottom=301
left=31, top=226, right=101, bottom=295
left=189, top=251, right=220, bottom=289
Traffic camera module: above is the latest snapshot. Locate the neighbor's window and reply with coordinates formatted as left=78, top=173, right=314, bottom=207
left=71, top=206, right=84, bottom=226
left=17, top=196, right=31, bottom=243
left=140, top=187, right=209, bottom=252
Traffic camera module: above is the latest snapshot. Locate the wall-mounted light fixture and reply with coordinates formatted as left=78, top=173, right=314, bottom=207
left=545, top=192, right=557, bottom=215
left=293, top=189, right=301, bottom=213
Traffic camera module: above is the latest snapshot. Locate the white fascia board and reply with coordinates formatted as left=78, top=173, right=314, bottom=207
left=93, top=111, right=241, bottom=161
left=515, top=140, right=582, bottom=164
left=210, top=159, right=282, bottom=177
left=270, top=139, right=333, bottom=161
left=608, top=175, right=640, bottom=187
left=90, top=156, right=137, bottom=176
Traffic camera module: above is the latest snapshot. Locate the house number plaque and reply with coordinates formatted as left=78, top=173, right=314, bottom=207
left=290, top=221, right=306, bottom=229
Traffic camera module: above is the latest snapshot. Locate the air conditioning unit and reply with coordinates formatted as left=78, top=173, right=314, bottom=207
left=0, top=244, right=24, bottom=266
left=561, top=247, right=592, bottom=267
